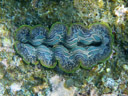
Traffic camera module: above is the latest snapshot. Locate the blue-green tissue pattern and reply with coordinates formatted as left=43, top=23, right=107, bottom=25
left=14, top=22, right=113, bottom=73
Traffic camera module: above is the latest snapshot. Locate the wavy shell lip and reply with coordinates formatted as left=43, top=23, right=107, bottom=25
left=30, top=25, right=48, bottom=46
left=37, top=45, right=56, bottom=68
left=14, top=22, right=113, bottom=73
left=14, top=25, right=32, bottom=43
left=14, top=42, right=38, bottom=65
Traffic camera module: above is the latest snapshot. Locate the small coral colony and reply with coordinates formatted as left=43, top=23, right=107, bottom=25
left=14, top=22, right=113, bottom=73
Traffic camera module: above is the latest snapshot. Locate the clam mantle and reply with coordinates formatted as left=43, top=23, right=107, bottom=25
left=14, top=22, right=113, bottom=73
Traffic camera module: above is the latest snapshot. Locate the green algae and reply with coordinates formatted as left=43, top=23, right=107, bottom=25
left=0, top=0, right=128, bottom=95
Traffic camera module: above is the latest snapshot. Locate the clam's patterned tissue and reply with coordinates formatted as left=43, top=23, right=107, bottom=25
left=14, top=22, right=113, bottom=73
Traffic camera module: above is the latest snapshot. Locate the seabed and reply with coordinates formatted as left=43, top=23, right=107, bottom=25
left=0, top=0, right=128, bottom=96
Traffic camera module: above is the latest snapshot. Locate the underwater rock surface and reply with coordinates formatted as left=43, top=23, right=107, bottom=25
left=14, top=22, right=113, bottom=73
